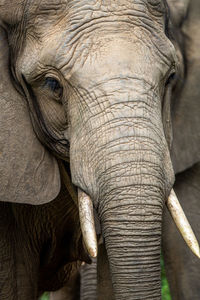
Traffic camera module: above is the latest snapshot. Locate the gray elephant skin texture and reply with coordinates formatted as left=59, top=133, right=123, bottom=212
left=0, top=1, right=200, bottom=300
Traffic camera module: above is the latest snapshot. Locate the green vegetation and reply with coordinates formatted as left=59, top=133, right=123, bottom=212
left=161, top=256, right=171, bottom=300
left=40, top=292, right=49, bottom=300
left=40, top=258, right=171, bottom=300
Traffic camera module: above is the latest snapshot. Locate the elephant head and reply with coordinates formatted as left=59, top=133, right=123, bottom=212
left=0, top=1, right=199, bottom=299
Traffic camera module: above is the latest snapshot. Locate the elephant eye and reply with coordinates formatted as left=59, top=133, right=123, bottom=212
left=165, top=72, right=176, bottom=86
left=44, top=77, right=63, bottom=98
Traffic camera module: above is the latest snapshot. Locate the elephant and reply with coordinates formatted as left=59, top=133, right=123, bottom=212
left=0, top=162, right=90, bottom=299
left=76, top=0, right=200, bottom=299
left=77, top=0, right=200, bottom=299
left=0, top=0, right=199, bottom=300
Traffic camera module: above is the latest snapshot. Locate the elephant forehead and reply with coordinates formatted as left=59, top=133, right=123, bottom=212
left=21, top=21, right=175, bottom=83
left=64, top=34, right=173, bottom=85
left=20, top=0, right=176, bottom=81
left=27, top=0, right=166, bottom=16
left=25, top=0, right=167, bottom=40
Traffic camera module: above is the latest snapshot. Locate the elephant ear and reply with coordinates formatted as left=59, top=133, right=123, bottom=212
left=0, top=26, right=61, bottom=204
left=167, top=0, right=190, bottom=26
left=169, top=0, right=200, bottom=174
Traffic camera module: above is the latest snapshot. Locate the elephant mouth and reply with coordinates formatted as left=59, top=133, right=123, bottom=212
left=60, top=161, right=200, bottom=259
left=78, top=188, right=200, bottom=259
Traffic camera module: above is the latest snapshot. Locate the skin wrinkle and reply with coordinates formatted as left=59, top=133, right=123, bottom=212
left=58, top=4, right=173, bottom=72
left=69, top=91, right=163, bottom=138
left=8, top=178, right=85, bottom=296
left=98, top=162, right=165, bottom=182
left=96, top=155, right=164, bottom=174
left=82, top=133, right=166, bottom=175
left=69, top=94, right=159, bottom=119
left=96, top=157, right=165, bottom=177
left=59, top=28, right=173, bottom=77
left=0, top=204, right=38, bottom=299
left=72, top=121, right=164, bottom=153
left=99, top=192, right=164, bottom=205
left=22, top=76, right=70, bottom=159
left=32, top=143, right=46, bottom=193
left=98, top=185, right=164, bottom=213
left=110, top=233, right=162, bottom=239
left=80, top=76, right=158, bottom=90
left=94, top=138, right=163, bottom=158
left=20, top=1, right=176, bottom=79
left=102, top=161, right=163, bottom=180
left=69, top=84, right=94, bottom=117
left=35, top=90, right=67, bottom=132
left=67, top=77, right=161, bottom=119
left=66, top=17, right=154, bottom=44
left=87, top=121, right=163, bottom=146
left=99, top=174, right=164, bottom=191
left=86, top=154, right=165, bottom=191
left=101, top=199, right=162, bottom=220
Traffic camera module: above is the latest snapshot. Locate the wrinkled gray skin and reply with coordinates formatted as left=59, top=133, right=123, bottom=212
left=0, top=171, right=89, bottom=299
left=80, top=258, right=98, bottom=300
left=0, top=0, right=199, bottom=299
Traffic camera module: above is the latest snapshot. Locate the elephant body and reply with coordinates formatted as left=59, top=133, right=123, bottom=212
left=0, top=168, right=87, bottom=299
left=0, top=0, right=200, bottom=299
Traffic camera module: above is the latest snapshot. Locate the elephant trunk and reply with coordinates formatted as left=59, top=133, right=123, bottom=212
left=93, top=108, right=170, bottom=298
left=93, top=115, right=170, bottom=299
left=69, top=80, right=174, bottom=299
left=99, top=182, right=163, bottom=299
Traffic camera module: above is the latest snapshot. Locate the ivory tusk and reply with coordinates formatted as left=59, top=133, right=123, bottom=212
left=78, top=189, right=98, bottom=258
left=167, top=189, right=200, bottom=259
